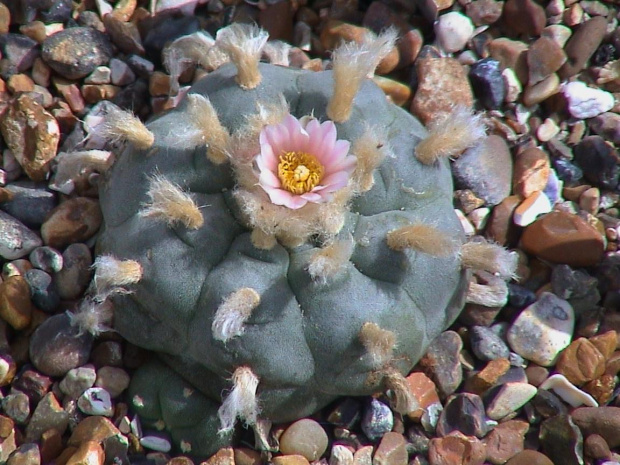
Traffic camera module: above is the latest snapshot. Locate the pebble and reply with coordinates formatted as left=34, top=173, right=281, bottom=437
left=505, top=450, right=553, bottom=465
left=65, top=440, right=104, bottom=465
left=279, top=419, right=328, bottom=461
left=530, top=389, right=568, bottom=419
left=54, top=243, right=93, bottom=300
left=521, top=211, right=605, bottom=267
left=555, top=338, right=606, bottom=386
left=406, top=372, right=441, bottom=421
left=482, top=420, right=528, bottom=465
left=95, top=366, right=130, bottom=398
left=0, top=274, right=33, bottom=330
left=373, top=432, right=407, bottom=465
left=59, top=365, right=97, bottom=399
left=272, top=455, right=310, bottom=465
left=464, top=358, right=511, bottom=395
left=0, top=34, right=40, bottom=73
left=489, top=38, right=528, bottom=84
left=25, top=392, right=69, bottom=442
left=40, top=197, right=102, bottom=249
left=514, top=147, right=551, bottom=200
left=418, top=331, right=463, bottom=398
left=539, top=374, right=598, bottom=407
left=410, top=57, right=474, bottom=125
left=24, top=269, right=60, bottom=313
left=486, top=195, right=520, bottom=246
left=513, top=191, right=552, bottom=227
left=563, top=81, right=615, bottom=119
left=434, top=12, right=473, bottom=53
left=0, top=94, right=60, bottom=182
left=590, top=112, right=620, bottom=145
left=542, top=25, right=572, bottom=48
left=437, top=393, right=489, bottom=438
left=503, top=68, right=522, bottom=103
left=0, top=211, right=42, bottom=260
left=428, top=432, right=486, bottom=465
left=584, top=434, right=612, bottom=461
left=468, top=58, right=505, bottom=110
left=542, top=169, right=562, bottom=205
left=41, top=27, right=113, bottom=80
left=484, top=382, right=537, bottom=420
left=469, top=326, right=510, bottom=361
left=559, top=16, right=608, bottom=79
left=29, top=246, right=63, bottom=273
left=452, top=135, right=513, bottom=207
left=140, top=433, right=172, bottom=453
left=465, top=0, right=503, bottom=25
left=327, top=398, right=361, bottom=429
left=501, top=0, right=546, bottom=36
left=522, top=73, right=561, bottom=106
left=527, top=36, right=567, bottom=85
left=553, top=158, right=583, bottom=184
left=572, top=407, right=620, bottom=448
left=536, top=118, right=560, bottom=142
left=109, top=58, right=136, bottom=86
left=2, top=392, right=30, bottom=425
left=67, top=415, right=120, bottom=446
left=330, top=444, right=353, bottom=465
left=85, top=66, right=111, bottom=85
left=507, top=292, right=574, bottom=366
left=7, top=443, right=40, bottom=465
left=583, top=374, right=615, bottom=405
left=574, top=135, right=620, bottom=190
left=590, top=330, right=617, bottom=360
left=29, top=313, right=94, bottom=377
left=539, top=414, right=583, bottom=465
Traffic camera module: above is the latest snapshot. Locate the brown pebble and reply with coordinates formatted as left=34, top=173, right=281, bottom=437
left=19, top=20, right=48, bottom=43
left=466, top=0, right=503, bottom=26
left=102, top=14, right=145, bottom=55
left=66, top=440, right=104, bottom=465
left=81, top=84, right=120, bottom=104
left=53, top=78, right=85, bottom=114
left=25, top=392, right=69, bottom=442
left=0, top=276, right=32, bottom=330
left=411, top=57, right=473, bottom=125
left=584, top=433, right=612, bottom=460
left=522, top=73, right=561, bottom=106
left=501, top=0, right=546, bottom=37
left=372, top=75, right=411, bottom=107
left=7, top=443, right=40, bottom=465
left=7, top=74, right=35, bottom=94
left=590, top=331, right=617, bottom=360
left=0, top=94, right=60, bottom=182
left=258, top=0, right=293, bottom=42
left=464, top=358, right=511, bottom=395
left=68, top=416, right=120, bottom=447
left=559, top=17, right=608, bottom=79
left=41, top=197, right=102, bottom=250
left=279, top=419, right=328, bottom=462
left=525, top=365, right=549, bottom=387
left=167, top=457, right=194, bottom=465
left=505, top=450, right=553, bottom=465
left=521, top=211, right=605, bottom=267
left=527, top=36, right=567, bottom=85
left=272, top=456, right=310, bottom=465
left=40, top=428, right=63, bottom=464
left=488, top=38, right=528, bottom=84
left=428, top=433, right=486, bottom=465
left=149, top=71, right=173, bottom=97
left=582, top=374, right=615, bottom=405
left=482, top=420, right=528, bottom=465
left=513, top=148, right=550, bottom=199
left=234, top=447, right=262, bottom=465
left=572, top=407, right=620, bottom=448
left=374, top=432, right=407, bottom=465
left=203, top=447, right=234, bottom=465
left=112, top=0, right=137, bottom=21
left=0, top=3, right=9, bottom=35
left=486, top=195, right=521, bottom=246
left=579, top=187, right=600, bottom=215
left=406, top=372, right=440, bottom=420
left=555, top=338, right=606, bottom=386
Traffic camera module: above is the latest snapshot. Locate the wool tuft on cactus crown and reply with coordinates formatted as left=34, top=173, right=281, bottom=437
left=85, top=23, right=515, bottom=457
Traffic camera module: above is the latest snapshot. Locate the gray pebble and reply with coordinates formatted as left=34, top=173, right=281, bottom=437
left=419, top=331, right=463, bottom=398
left=0, top=210, right=42, bottom=260
left=59, top=364, right=96, bottom=399
left=361, top=399, right=393, bottom=441
left=0, top=182, right=57, bottom=228
left=140, top=433, right=172, bottom=453
left=25, top=392, right=69, bottom=442
left=54, top=243, right=93, bottom=300
left=24, top=269, right=60, bottom=313
left=470, top=326, right=510, bottom=361
left=2, top=392, right=30, bottom=424
left=0, top=33, right=40, bottom=73
left=437, top=393, right=490, bottom=438
left=484, top=382, right=537, bottom=420
left=42, top=27, right=113, bottom=80
left=29, top=246, right=63, bottom=273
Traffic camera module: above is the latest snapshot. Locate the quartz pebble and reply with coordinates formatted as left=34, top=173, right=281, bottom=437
left=539, top=374, right=598, bottom=407
left=330, top=444, right=353, bottom=465
left=507, top=292, right=574, bottom=366
left=513, top=191, right=552, bottom=227
left=484, top=382, right=537, bottom=420
left=78, top=387, right=113, bottom=416
left=563, top=81, right=614, bottom=119
left=60, top=365, right=97, bottom=399
left=374, top=432, right=407, bottom=465
left=279, top=419, right=328, bottom=461
left=434, top=12, right=473, bottom=53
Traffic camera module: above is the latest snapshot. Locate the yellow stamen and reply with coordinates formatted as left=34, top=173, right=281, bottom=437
left=278, top=152, right=324, bottom=195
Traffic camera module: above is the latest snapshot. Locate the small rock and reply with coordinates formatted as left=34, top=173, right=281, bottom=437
left=583, top=374, right=615, bottom=405
left=513, top=191, right=552, bottom=227
left=406, top=372, right=441, bottom=421
left=279, top=419, right=328, bottom=461
left=330, top=444, right=353, bottom=465
left=272, top=455, right=310, bottom=465
left=465, top=0, right=503, bottom=26
left=109, top=58, right=135, bottom=86
left=563, top=81, right=614, bottom=119
left=140, top=433, right=172, bottom=453
left=527, top=36, right=567, bottom=85
left=488, top=38, right=528, bottom=84
left=539, top=414, right=583, bottom=465
left=60, top=365, right=97, bottom=399
left=40, top=197, right=102, bottom=249
left=553, top=158, right=583, bottom=184
left=555, top=338, right=606, bottom=386
left=484, top=382, right=537, bottom=420
left=7, top=443, right=40, bottom=465
left=468, top=58, right=505, bottom=110
left=29, top=246, right=63, bottom=273
left=435, top=12, right=473, bottom=53
left=0, top=34, right=40, bottom=73
left=539, top=374, right=598, bottom=407
left=24, top=269, right=60, bottom=313
left=584, top=434, right=612, bottom=461
left=464, top=358, right=511, bottom=394
left=574, top=135, right=620, bottom=190
left=361, top=399, right=393, bottom=441
left=428, top=432, right=486, bottom=465
left=374, top=432, right=407, bottom=465
left=590, top=331, right=617, bottom=360
left=29, top=313, right=93, bottom=377
left=67, top=416, right=120, bottom=447
left=536, top=118, right=560, bottom=142
left=85, top=66, right=111, bottom=84
left=522, top=73, right=561, bottom=106
left=572, top=407, right=620, bottom=448
left=507, top=292, right=574, bottom=366
left=486, top=195, right=520, bottom=246
left=437, top=393, right=489, bottom=438
left=513, top=147, right=550, bottom=199
left=482, top=420, right=528, bottom=465
left=1, top=182, right=57, bottom=229
left=452, top=135, right=513, bottom=207
left=505, top=450, right=553, bottom=465
left=327, top=398, right=361, bottom=429
left=25, top=392, right=69, bottom=442
left=0, top=275, right=32, bottom=330
left=530, top=389, right=568, bottom=418
left=469, top=326, right=510, bottom=361
left=543, top=169, right=562, bottom=205
left=95, top=366, right=130, bottom=398
left=418, top=331, right=463, bottom=398
left=42, top=27, right=113, bottom=79
left=559, top=17, right=608, bottom=79
left=65, top=440, right=104, bottom=465
left=2, top=392, right=30, bottom=425
left=590, top=112, right=620, bottom=145
left=542, top=25, right=572, bottom=48
left=521, top=211, right=605, bottom=267
left=0, top=94, right=60, bottom=182
left=501, top=0, right=546, bottom=36
left=54, top=243, right=93, bottom=300
left=411, top=57, right=473, bottom=125
left=78, top=387, right=113, bottom=417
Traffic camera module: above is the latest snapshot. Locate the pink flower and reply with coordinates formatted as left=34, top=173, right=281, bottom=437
left=255, top=115, right=356, bottom=209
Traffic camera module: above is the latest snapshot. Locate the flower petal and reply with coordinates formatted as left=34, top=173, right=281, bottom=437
left=256, top=144, right=278, bottom=172
left=282, top=114, right=309, bottom=150
left=259, top=168, right=281, bottom=189
left=264, top=123, right=290, bottom=154
left=322, top=139, right=351, bottom=170
left=318, top=171, right=350, bottom=193
left=266, top=188, right=308, bottom=209
left=326, top=154, right=357, bottom=176
left=300, top=191, right=323, bottom=202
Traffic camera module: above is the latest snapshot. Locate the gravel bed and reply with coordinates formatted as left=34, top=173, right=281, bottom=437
left=1, top=0, right=620, bottom=464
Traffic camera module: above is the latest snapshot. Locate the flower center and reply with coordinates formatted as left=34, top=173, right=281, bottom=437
left=278, top=151, right=324, bottom=195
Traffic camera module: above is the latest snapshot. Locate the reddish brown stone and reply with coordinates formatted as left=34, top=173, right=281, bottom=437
left=204, top=447, right=234, bottom=465
left=464, top=358, right=511, bottom=395
left=0, top=276, right=32, bottom=330
left=501, top=0, right=546, bottom=37
left=0, top=3, right=9, bottom=35
left=483, top=420, right=528, bottom=465
left=6, top=74, right=35, bottom=94
left=234, top=447, right=261, bottom=465
left=411, top=57, right=473, bottom=125
left=68, top=416, right=120, bottom=447
left=373, top=76, right=411, bottom=107
left=41, top=197, right=102, bottom=250
left=374, top=432, right=408, bottom=465
left=582, top=374, right=615, bottom=405
left=572, top=407, right=620, bottom=448
left=486, top=195, right=521, bottom=246
left=513, top=148, right=550, bottom=199
left=428, top=433, right=486, bottom=465
left=65, top=440, right=104, bottom=465
left=555, top=338, right=606, bottom=386
left=527, top=36, right=567, bottom=85
left=521, top=211, right=605, bottom=267
left=505, top=450, right=553, bottom=465
left=406, top=372, right=440, bottom=420
left=584, top=434, right=612, bottom=461
left=590, top=331, right=618, bottom=360
left=258, top=0, right=293, bottom=42
left=559, top=17, right=607, bottom=79
left=488, top=38, right=528, bottom=84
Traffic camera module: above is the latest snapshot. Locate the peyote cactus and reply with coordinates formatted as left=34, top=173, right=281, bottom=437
left=87, top=24, right=515, bottom=457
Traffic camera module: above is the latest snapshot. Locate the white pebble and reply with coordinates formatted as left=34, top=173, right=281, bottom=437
left=485, top=382, right=538, bottom=420
left=539, top=374, right=598, bottom=407
left=435, top=12, right=474, bottom=53
left=59, top=364, right=96, bottom=399
left=140, top=435, right=172, bottom=453
left=563, top=81, right=614, bottom=119
left=78, top=387, right=113, bottom=416
left=513, top=191, right=552, bottom=227
left=503, top=68, right=522, bottom=103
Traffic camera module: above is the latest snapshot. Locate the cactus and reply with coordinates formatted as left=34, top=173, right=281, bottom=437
left=91, top=24, right=514, bottom=457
